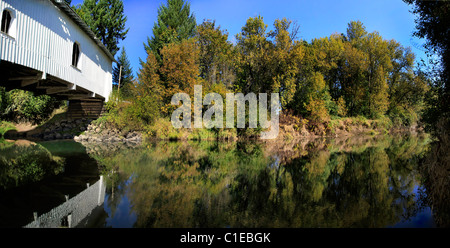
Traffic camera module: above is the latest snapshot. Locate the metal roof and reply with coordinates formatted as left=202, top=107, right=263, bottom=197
left=50, top=0, right=116, bottom=62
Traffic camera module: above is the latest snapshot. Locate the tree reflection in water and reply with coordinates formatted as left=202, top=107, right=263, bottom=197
left=83, top=133, right=443, bottom=228
left=0, top=140, right=65, bottom=190
left=420, top=120, right=450, bottom=227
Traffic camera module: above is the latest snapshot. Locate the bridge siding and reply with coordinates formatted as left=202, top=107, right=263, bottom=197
left=0, top=0, right=113, bottom=100
left=24, top=176, right=106, bottom=228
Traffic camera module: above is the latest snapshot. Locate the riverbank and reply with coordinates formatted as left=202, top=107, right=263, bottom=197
left=1, top=130, right=437, bottom=228
left=2, top=112, right=425, bottom=144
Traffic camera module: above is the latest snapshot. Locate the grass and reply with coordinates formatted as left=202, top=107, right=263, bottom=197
left=40, top=106, right=68, bottom=125
left=326, top=115, right=395, bottom=136
left=0, top=121, right=16, bottom=137
left=145, top=117, right=239, bottom=141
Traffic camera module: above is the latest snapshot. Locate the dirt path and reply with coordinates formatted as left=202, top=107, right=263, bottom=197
left=13, top=122, right=38, bottom=133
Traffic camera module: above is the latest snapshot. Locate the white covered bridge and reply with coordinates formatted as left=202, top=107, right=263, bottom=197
left=0, top=0, right=114, bottom=117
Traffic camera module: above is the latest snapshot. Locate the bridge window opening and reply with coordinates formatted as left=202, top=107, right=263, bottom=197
left=72, top=42, right=80, bottom=68
left=60, top=213, right=72, bottom=228
left=1, top=9, right=12, bottom=34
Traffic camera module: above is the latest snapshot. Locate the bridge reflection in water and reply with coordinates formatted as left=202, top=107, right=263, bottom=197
left=24, top=176, right=105, bottom=228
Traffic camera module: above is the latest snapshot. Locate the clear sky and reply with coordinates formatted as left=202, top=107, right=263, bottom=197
left=71, top=0, right=427, bottom=78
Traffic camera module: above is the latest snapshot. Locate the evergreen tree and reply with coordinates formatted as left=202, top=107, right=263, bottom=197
left=143, top=0, right=197, bottom=62
left=74, top=0, right=129, bottom=56
left=113, top=48, right=134, bottom=98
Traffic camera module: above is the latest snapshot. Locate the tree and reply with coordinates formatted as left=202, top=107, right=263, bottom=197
left=269, top=18, right=303, bottom=108
left=294, top=71, right=331, bottom=122
left=113, top=47, right=134, bottom=98
left=138, top=39, right=200, bottom=116
left=403, top=0, right=450, bottom=131
left=197, top=20, right=235, bottom=88
left=346, top=20, right=367, bottom=46
left=74, top=0, right=129, bottom=56
left=308, top=33, right=346, bottom=113
left=144, top=0, right=197, bottom=62
left=386, top=40, right=428, bottom=125
left=341, top=41, right=368, bottom=116
left=235, top=16, right=272, bottom=94
left=361, top=31, right=391, bottom=118
left=136, top=0, right=198, bottom=120
left=159, top=39, right=200, bottom=114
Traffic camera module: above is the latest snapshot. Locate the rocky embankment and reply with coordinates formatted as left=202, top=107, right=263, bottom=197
left=6, top=118, right=143, bottom=144
left=6, top=118, right=93, bottom=140
left=73, top=122, right=143, bottom=144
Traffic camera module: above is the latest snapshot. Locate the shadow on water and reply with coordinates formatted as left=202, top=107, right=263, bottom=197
left=1, top=132, right=448, bottom=228
left=0, top=139, right=103, bottom=227
left=419, top=120, right=450, bottom=227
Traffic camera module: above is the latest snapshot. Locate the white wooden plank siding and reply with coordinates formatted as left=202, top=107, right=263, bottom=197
left=0, top=0, right=113, bottom=101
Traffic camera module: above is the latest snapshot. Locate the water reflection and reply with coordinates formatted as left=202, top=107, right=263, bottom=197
left=0, top=140, right=102, bottom=227
left=1, top=134, right=445, bottom=228
left=0, top=140, right=65, bottom=190
left=420, top=122, right=450, bottom=227
left=82, top=133, right=437, bottom=228
left=25, top=176, right=106, bottom=228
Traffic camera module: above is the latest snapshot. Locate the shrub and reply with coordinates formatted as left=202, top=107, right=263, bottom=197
left=0, top=88, right=63, bottom=124
left=0, top=121, right=16, bottom=137
left=94, top=89, right=160, bottom=132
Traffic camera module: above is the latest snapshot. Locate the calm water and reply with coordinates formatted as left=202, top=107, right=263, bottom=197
left=0, top=134, right=441, bottom=227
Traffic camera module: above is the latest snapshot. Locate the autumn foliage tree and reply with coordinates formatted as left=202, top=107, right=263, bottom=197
left=131, top=0, right=430, bottom=130
left=235, top=16, right=272, bottom=94
left=197, top=20, right=235, bottom=89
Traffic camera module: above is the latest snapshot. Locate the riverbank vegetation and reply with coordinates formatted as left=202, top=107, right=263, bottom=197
left=0, top=87, right=63, bottom=138
left=403, top=0, right=450, bottom=227
left=0, top=0, right=445, bottom=142
left=94, top=0, right=433, bottom=140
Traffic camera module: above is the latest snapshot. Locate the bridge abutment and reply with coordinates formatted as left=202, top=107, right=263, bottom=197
left=67, top=99, right=105, bottom=119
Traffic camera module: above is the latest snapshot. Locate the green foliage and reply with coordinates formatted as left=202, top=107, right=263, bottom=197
left=144, top=0, right=197, bottom=62
left=0, top=142, right=65, bottom=190
left=371, top=115, right=393, bottom=131
left=404, top=0, right=450, bottom=133
left=146, top=117, right=180, bottom=139
left=139, top=38, right=200, bottom=116
left=188, top=128, right=216, bottom=141
left=0, top=121, right=16, bottom=137
left=235, top=16, right=272, bottom=94
left=0, top=87, right=8, bottom=116
left=113, top=47, right=135, bottom=98
left=197, top=20, right=235, bottom=88
left=269, top=18, right=302, bottom=107
left=98, top=98, right=159, bottom=132
left=0, top=88, right=63, bottom=124
left=105, top=2, right=434, bottom=135
left=74, top=0, right=129, bottom=56
left=293, top=71, right=331, bottom=122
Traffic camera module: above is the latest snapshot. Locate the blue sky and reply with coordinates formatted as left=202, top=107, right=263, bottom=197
left=71, top=0, right=427, bottom=77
